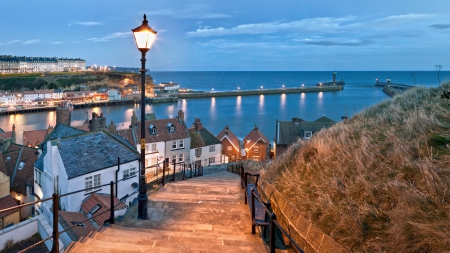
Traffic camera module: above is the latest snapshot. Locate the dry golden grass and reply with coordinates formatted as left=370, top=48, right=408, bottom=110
left=258, top=82, right=450, bottom=252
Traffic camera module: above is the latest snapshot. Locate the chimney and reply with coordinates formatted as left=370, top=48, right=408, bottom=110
left=194, top=118, right=202, bottom=132
left=12, top=124, right=15, bottom=137
left=292, top=117, right=300, bottom=124
left=254, top=125, right=258, bottom=131
left=56, top=106, right=71, bottom=126
left=89, top=113, right=107, bottom=132
left=178, top=110, right=185, bottom=122
left=47, top=125, right=54, bottom=133
left=109, top=121, right=117, bottom=134
left=225, top=125, right=229, bottom=135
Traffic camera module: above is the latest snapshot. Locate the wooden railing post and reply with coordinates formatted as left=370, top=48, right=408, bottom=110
left=51, top=193, right=59, bottom=253
left=109, top=181, right=115, bottom=224
left=270, top=212, right=276, bottom=253
left=162, top=158, right=168, bottom=186
left=240, top=164, right=244, bottom=189
left=251, top=188, right=256, bottom=234
left=172, top=162, right=176, bottom=182
left=190, top=164, right=192, bottom=178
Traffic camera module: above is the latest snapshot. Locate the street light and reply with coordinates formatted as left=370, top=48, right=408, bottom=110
left=132, top=14, right=157, bottom=220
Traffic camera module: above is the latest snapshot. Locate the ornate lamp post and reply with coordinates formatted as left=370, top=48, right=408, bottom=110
left=132, top=14, right=157, bottom=220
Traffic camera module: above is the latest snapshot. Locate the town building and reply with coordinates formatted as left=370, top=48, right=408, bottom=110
left=0, top=139, right=39, bottom=219
left=34, top=128, right=140, bottom=219
left=0, top=171, right=20, bottom=229
left=243, top=125, right=270, bottom=162
left=0, top=125, right=16, bottom=144
left=274, top=116, right=336, bottom=158
left=22, top=89, right=64, bottom=106
left=216, top=126, right=241, bottom=163
left=116, top=110, right=190, bottom=175
left=0, top=55, right=86, bottom=73
left=188, top=118, right=223, bottom=166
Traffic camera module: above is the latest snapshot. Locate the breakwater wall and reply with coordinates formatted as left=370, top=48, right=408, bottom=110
left=147, top=97, right=179, bottom=104
left=178, top=86, right=343, bottom=99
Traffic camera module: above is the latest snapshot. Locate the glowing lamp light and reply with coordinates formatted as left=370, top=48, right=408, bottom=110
left=132, top=14, right=157, bottom=53
left=302, top=84, right=305, bottom=87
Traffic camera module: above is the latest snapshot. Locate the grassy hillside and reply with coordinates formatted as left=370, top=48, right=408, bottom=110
left=260, top=83, right=450, bottom=252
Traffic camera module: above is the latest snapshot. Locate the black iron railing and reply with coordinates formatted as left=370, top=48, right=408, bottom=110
left=227, top=162, right=305, bottom=253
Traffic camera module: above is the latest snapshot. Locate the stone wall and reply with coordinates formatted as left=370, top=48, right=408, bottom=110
left=258, top=180, right=349, bottom=253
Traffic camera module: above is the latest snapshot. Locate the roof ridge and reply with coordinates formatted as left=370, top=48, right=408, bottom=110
left=10, top=147, right=23, bottom=186
left=104, top=131, right=139, bottom=155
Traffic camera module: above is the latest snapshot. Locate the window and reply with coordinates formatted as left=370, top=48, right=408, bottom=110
left=35, top=170, right=42, bottom=186
left=179, top=140, right=184, bottom=148
left=123, top=168, right=136, bottom=179
left=151, top=143, right=157, bottom=152
left=172, top=141, right=177, bottom=149
left=247, top=139, right=251, bottom=144
left=149, top=124, right=157, bottom=135
left=151, top=157, right=157, bottom=166
left=85, top=174, right=101, bottom=193
left=209, top=146, right=215, bottom=152
left=209, top=157, right=215, bottom=164
left=179, top=154, right=184, bottom=162
left=252, top=156, right=260, bottom=162
left=172, top=155, right=177, bottom=163
left=304, top=131, right=313, bottom=139
left=145, top=144, right=150, bottom=153
left=195, top=148, right=202, bottom=156
left=227, top=146, right=232, bottom=151
left=167, top=123, right=175, bottom=132
left=254, top=146, right=259, bottom=153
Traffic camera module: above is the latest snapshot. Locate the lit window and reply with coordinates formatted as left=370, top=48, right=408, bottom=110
left=209, top=146, right=215, bottom=152
left=227, top=146, right=232, bottom=151
left=254, top=146, right=259, bottom=153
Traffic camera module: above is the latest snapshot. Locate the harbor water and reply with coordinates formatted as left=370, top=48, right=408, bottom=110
left=1, top=71, right=447, bottom=145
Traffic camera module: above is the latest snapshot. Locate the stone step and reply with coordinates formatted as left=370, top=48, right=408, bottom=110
left=77, top=237, right=265, bottom=253
left=149, top=193, right=241, bottom=202
left=90, top=230, right=263, bottom=248
left=101, top=225, right=259, bottom=242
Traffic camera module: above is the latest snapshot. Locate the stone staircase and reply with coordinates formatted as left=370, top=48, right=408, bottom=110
left=66, top=166, right=273, bottom=252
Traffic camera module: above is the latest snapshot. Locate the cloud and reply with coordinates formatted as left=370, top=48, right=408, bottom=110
left=23, top=39, right=41, bottom=45
left=430, top=24, right=450, bottom=29
left=50, top=41, right=63, bottom=45
left=0, top=40, right=21, bottom=46
left=72, top=21, right=102, bottom=26
left=301, top=38, right=373, bottom=46
left=86, top=32, right=131, bottom=42
left=145, top=5, right=230, bottom=19
left=187, top=16, right=355, bottom=37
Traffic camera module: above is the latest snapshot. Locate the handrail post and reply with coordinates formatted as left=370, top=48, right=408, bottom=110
left=251, top=188, right=256, bottom=234
left=190, top=164, right=192, bottom=178
left=240, top=164, right=244, bottom=189
left=162, top=158, right=168, bottom=186
left=109, top=181, right=115, bottom=224
left=172, top=162, right=176, bottom=182
left=270, top=212, right=276, bottom=253
left=51, top=193, right=59, bottom=253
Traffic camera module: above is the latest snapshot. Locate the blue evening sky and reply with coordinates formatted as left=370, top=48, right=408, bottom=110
left=1, top=0, right=449, bottom=71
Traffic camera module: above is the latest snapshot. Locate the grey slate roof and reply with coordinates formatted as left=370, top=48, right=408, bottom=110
left=276, top=116, right=336, bottom=145
left=42, top=124, right=86, bottom=148
left=189, top=127, right=221, bottom=149
left=56, top=131, right=140, bottom=179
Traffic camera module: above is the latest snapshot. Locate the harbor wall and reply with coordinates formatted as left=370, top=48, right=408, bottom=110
left=178, top=86, right=343, bottom=99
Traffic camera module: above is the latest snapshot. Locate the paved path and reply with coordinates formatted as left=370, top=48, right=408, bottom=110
left=66, top=166, right=267, bottom=252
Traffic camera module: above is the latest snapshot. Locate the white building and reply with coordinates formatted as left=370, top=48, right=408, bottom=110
left=188, top=118, right=223, bottom=167
left=0, top=55, right=86, bottom=73
left=23, top=89, right=64, bottom=105
left=0, top=92, right=22, bottom=105
left=117, top=110, right=191, bottom=175
left=107, top=88, right=121, bottom=101
left=34, top=125, right=140, bottom=218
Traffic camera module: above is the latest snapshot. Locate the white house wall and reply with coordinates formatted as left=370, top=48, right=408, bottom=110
left=190, top=143, right=222, bottom=167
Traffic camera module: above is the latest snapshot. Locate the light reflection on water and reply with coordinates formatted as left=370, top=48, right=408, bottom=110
left=1, top=85, right=388, bottom=144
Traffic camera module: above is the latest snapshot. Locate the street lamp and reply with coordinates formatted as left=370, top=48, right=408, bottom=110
left=132, top=14, right=157, bottom=220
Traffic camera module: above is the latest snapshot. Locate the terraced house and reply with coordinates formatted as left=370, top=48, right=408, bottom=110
left=0, top=55, right=85, bottom=73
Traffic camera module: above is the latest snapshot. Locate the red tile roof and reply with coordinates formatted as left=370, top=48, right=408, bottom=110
left=23, top=129, right=49, bottom=147
left=0, top=132, right=13, bottom=139
left=0, top=195, right=19, bottom=219
left=244, top=125, right=270, bottom=149
left=81, top=193, right=127, bottom=226
left=217, top=126, right=240, bottom=152
left=59, top=211, right=96, bottom=241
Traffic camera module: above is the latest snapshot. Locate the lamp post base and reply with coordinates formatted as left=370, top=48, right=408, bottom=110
left=137, top=192, right=148, bottom=219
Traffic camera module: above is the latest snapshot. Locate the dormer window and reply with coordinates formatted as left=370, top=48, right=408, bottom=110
left=304, top=131, right=312, bottom=139
left=149, top=124, right=157, bottom=135
left=167, top=123, right=175, bottom=133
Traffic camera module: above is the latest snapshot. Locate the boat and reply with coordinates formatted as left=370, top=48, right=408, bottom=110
left=316, top=71, right=345, bottom=86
